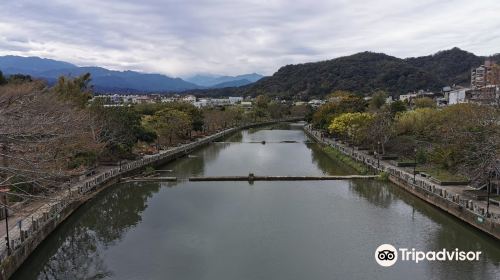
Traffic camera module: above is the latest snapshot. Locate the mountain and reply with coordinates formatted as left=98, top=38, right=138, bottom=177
left=0, top=56, right=200, bottom=92
left=405, top=47, right=483, bottom=86
left=0, top=55, right=77, bottom=73
left=245, top=52, right=444, bottom=98
left=211, top=79, right=252, bottom=88
left=2, top=48, right=496, bottom=97
left=182, top=48, right=496, bottom=99
left=186, top=73, right=263, bottom=87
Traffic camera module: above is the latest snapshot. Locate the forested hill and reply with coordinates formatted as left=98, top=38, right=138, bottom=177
left=404, top=47, right=483, bottom=86
left=248, top=52, right=444, bottom=98
left=186, top=48, right=496, bottom=98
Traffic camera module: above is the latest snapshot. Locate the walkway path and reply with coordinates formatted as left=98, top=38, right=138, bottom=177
left=0, top=119, right=300, bottom=266
left=305, top=125, right=500, bottom=221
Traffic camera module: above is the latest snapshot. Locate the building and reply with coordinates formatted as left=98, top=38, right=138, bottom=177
left=308, top=99, right=325, bottom=108
left=399, top=93, right=417, bottom=102
left=240, top=101, right=252, bottom=109
left=448, top=88, right=469, bottom=105
left=470, top=59, right=500, bottom=105
left=471, top=65, right=487, bottom=89
left=182, top=95, right=196, bottom=103
left=229, top=97, right=243, bottom=104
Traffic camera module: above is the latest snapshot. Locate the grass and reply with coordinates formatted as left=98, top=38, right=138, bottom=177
left=322, top=146, right=369, bottom=174
left=377, top=171, right=390, bottom=181
left=418, top=166, right=468, bottom=182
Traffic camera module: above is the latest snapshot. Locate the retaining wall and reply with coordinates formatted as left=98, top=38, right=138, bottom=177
left=0, top=119, right=301, bottom=279
left=304, top=125, right=500, bottom=240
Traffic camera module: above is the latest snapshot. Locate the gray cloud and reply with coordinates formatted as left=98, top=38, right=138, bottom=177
left=0, top=0, right=499, bottom=77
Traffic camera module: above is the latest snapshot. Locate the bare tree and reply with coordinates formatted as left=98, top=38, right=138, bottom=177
left=458, top=106, right=500, bottom=187
left=0, top=82, right=101, bottom=197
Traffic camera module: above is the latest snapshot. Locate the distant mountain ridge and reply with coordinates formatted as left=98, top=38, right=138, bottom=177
left=210, top=79, right=253, bottom=88
left=2, top=48, right=498, bottom=97
left=185, top=73, right=263, bottom=87
left=0, top=56, right=263, bottom=92
left=180, top=48, right=499, bottom=98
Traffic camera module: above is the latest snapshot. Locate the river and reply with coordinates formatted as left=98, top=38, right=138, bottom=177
left=12, top=122, right=500, bottom=280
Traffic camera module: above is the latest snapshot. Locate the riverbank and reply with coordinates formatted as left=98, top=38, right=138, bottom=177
left=304, top=125, right=500, bottom=240
left=321, top=146, right=369, bottom=174
left=0, top=118, right=301, bottom=280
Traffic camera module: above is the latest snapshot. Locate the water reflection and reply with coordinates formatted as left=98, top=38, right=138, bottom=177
left=349, top=180, right=397, bottom=208
left=13, top=124, right=500, bottom=280
left=347, top=178, right=500, bottom=278
left=12, top=183, right=161, bottom=280
left=308, top=142, right=357, bottom=175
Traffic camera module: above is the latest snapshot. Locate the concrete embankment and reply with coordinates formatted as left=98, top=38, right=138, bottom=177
left=304, top=125, right=500, bottom=240
left=0, top=118, right=301, bottom=279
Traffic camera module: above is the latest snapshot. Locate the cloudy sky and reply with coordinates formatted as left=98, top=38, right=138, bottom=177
left=1, top=0, right=499, bottom=78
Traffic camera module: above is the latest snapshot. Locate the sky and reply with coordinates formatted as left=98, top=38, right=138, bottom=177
left=1, top=0, right=499, bottom=78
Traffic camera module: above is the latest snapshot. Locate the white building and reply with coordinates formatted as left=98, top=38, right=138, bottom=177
left=308, top=99, right=324, bottom=108
left=229, top=96, right=244, bottom=104
left=240, top=101, right=252, bottom=108
left=399, top=93, right=417, bottom=102
left=448, top=88, right=468, bottom=105
left=182, top=95, right=196, bottom=103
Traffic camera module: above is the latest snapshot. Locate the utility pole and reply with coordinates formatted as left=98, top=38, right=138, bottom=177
left=377, top=141, right=380, bottom=169
left=1, top=144, right=11, bottom=255
left=2, top=192, right=10, bottom=255
left=413, top=147, right=417, bottom=183
left=486, top=172, right=491, bottom=216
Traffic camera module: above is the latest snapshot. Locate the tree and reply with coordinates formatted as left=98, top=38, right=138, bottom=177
left=365, top=111, right=393, bottom=154
left=450, top=105, right=500, bottom=186
left=312, top=91, right=366, bottom=129
left=255, top=95, right=270, bottom=109
left=414, top=97, right=436, bottom=108
left=389, top=100, right=407, bottom=116
left=369, top=91, right=388, bottom=111
left=146, top=109, right=191, bottom=146
left=328, top=112, right=373, bottom=145
left=291, top=104, right=311, bottom=118
left=0, top=71, right=7, bottom=85
left=0, top=81, right=101, bottom=194
left=268, top=102, right=288, bottom=119
left=163, top=102, right=204, bottom=133
left=394, top=108, right=440, bottom=140
left=53, top=73, right=93, bottom=108
left=89, top=102, right=156, bottom=159
left=226, top=106, right=245, bottom=126
left=7, top=74, right=32, bottom=84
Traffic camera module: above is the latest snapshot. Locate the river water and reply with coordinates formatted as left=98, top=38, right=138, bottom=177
left=13, top=123, right=500, bottom=280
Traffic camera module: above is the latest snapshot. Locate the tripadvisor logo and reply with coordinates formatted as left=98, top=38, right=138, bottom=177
left=375, top=244, right=398, bottom=267
left=375, top=244, right=482, bottom=267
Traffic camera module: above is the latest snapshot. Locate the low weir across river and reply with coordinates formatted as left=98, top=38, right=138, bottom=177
left=12, top=122, right=500, bottom=280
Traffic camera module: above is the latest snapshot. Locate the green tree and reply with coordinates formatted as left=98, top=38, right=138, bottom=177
left=328, top=112, right=373, bottom=144
left=312, top=91, right=366, bottom=129
left=53, top=73, right=93, bottom=108
left=146, top=108, right=192, bottom=146
left=414, top=97, right=436, bottom=109
left=7, top=74, right=32, bottom=84
left=369, top=91, right=388, bottom=111
left=90, top=102, right=156, bottom=159
left=389, top=100, right=406, bottom=116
